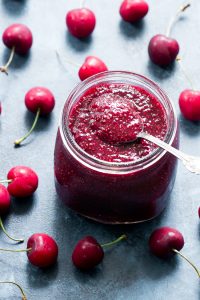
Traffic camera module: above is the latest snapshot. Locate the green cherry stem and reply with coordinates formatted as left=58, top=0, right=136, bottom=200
left=0, top=247, right=31, bottom=253
left=14, top=108, right=41, bottom=146
left=0, top=217, right=24, bottom=243
left=0, top=46, right=15, bottom=75
left=173, top=249, right=200, bottom=278
left=0, top=280, right=27, bottom=300
left=0, top=179, right=12, bottom=184
left=166, top=3, right=190, bottom=37
left=101, top=234, right=127, bottom=248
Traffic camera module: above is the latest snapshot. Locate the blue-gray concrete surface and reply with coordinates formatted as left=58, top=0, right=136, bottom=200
left=0, top=0, right=200, bottom=299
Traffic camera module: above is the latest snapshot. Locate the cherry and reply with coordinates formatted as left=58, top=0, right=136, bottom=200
left=148, top=35, right=179, bottom=67
left=0, top=102, right=2, bottom=114
left=0, top=166, right=38, bottom=198
left=120, top=0, right=149, bottom=23
left=14, top=87, right=55, bottom=146
left=0, top=24, right=33, bottom=75
left=179, top=90, right=200, bottom=121
left=0, top=184, right=24, bottom=243
left=72, top=234, right=126, bottom=270
left=0, top=184, right=10, bottom=215
left=0, top=233, right=58, bottom=268
left=198, top=207, right=200, bottom=218
left=79, top=56, right=108, bottom=81
left=149, top=227, right=200, bottom=277
left=148, top=4, right=190, bottom=67
left=27, top=233, right=58, bottom=268
left=66, top=8, right=96, bottom=39
left=0, top=281, right=27, bottom=299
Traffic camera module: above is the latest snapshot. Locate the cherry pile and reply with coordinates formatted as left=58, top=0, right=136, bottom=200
left=0, top=0, right=199, bottom=299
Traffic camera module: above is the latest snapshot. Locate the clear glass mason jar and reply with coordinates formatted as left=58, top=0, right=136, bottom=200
left=54, top=71, right=179, bottom=224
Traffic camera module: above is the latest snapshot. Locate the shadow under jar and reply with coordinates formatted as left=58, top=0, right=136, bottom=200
left=54, top=71, right=179, bottom=224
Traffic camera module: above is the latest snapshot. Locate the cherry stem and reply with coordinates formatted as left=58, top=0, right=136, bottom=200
left=0, top=179, right=12, bottom=184
left=80, top=0, right=85, bottom=8
left=14, top=108, right=41, bottom=146
left=0, top=247, right=31, bottom=253
left=101, top=234, right=127, bottom=248
left=176, top=57, right=195, bottom=90
left=166, top=3, right=190, bottom=37
left=0, top=46, right=15, bottom=75
left=173, top=249, right=200, bottom=278
left=0, top=217, right=24, bottom=243
left=0, top=281, right=27, bottom=300
left=55, top=51, right=80, bottom=69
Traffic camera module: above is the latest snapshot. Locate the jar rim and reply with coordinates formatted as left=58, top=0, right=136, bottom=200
left=60, top=71, right=177, bottom=174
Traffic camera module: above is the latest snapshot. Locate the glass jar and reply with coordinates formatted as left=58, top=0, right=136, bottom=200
left=54, top=71, right=179, bottom=224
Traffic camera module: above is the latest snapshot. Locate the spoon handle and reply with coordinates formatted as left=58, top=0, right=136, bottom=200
left=138, top=132, right=200, bottom=175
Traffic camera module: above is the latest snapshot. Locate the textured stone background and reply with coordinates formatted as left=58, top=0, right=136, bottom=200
left=0, top=0, right=200, bottom=299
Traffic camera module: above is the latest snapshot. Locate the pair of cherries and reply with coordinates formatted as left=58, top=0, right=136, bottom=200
left=73, top=225, right=200, bottom=278
left=66, top=0, right=149, bottom=39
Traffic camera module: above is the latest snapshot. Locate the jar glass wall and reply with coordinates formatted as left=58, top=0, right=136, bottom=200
left=54, top=71, right=179, bottom=224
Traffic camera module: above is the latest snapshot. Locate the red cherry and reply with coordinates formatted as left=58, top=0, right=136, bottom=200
left=148, top=34, right=179, bottom=67
left=66, top=8, right=96, bottom=38
left=78, top=56, right=108, bottom=81
left=1, top=24, right=33, bottom=74
left=0, top=233, right=58, bottom=269
left=0, top=102, right=2, bottom=114
left=7, top=166, right=38, bottom=198
left=149, top=227, right=184, bottom=258
left=0, top=184, right=11, bottom=215
left=72, top=236, right=104, bottom=270
left=198, top=207, right=200, bottom=218
left=14, top=87, right=55, bottom=145
left=179, top=90, right=200, bottom=121
left=25, top=87, right=55, bottom=115
left=120, top=0, right=149, bottom=23
left=27, top=233, right=58, bottom=268
left=2, top=24, right=33, bottom=55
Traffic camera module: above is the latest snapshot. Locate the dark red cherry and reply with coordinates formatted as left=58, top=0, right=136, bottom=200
left=72, top=236, right=104, bottom=270
left=27, top=233, right=58, bottom=268
left=66, top=8, right=96, bottom=38
left=149, top=227, right=184, bottom=258
left=78, top=56, right=108, bottom=81
left=72, top=234, right=126, bottom=270
left=120, top=0, right=149, bottom=23
left=179, top=89, right=200, bottom=121
left=7, top=166, right=38, bottom=198
left=148, top=34, right=179, bottom=67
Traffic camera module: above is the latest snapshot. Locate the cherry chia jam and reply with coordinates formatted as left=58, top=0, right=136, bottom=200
left=54, top=71, right=179, bottom=224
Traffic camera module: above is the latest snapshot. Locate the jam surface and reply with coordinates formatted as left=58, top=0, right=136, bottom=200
left=68, top=83, right=168, bottom=163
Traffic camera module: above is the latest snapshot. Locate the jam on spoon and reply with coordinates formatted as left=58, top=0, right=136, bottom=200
left=89, top=89, right=200, bottom=174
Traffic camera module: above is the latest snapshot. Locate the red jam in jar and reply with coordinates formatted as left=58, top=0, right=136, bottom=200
left=54, top=71, right=179, bottom=224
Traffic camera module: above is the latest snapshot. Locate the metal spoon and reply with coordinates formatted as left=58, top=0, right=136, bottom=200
left=138, top=131, right=200, bottom=175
